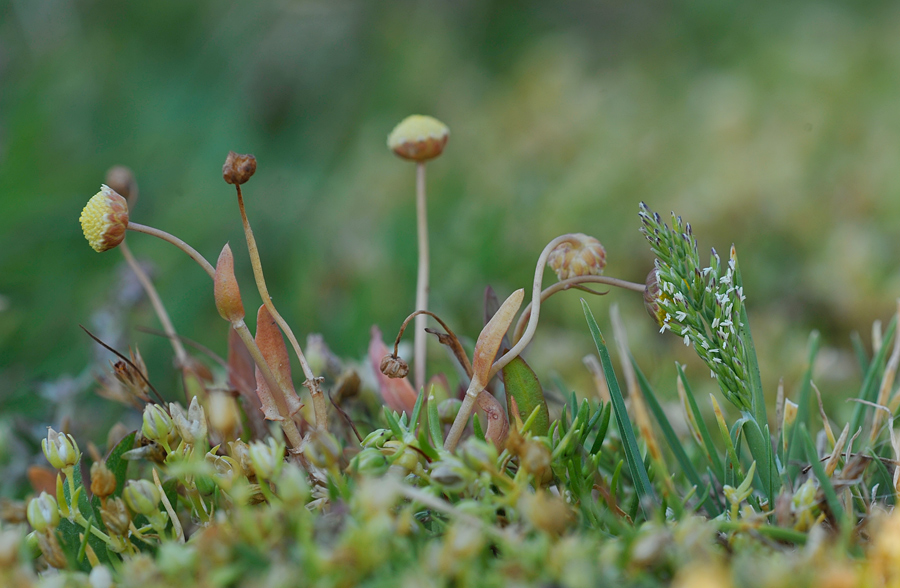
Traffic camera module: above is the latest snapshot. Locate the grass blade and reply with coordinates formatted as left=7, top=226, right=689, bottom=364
left=677, top=364, right=725, bottom=486
left=582, top=300, right=656, bottom=515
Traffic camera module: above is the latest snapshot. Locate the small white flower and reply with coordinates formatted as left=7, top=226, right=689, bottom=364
left=684, top=334, right=690, bottom=347
left=675, top=311, right=687, bottom=322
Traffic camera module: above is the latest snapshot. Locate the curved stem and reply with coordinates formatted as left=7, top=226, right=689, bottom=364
left=120, top=241, right=190, bottom=371
left=235, top=186, right=328, bottom=430
left=414, top=162, right=429, bottom=392
left=392, top=309, right=472, bottom=377
left=510, top=275, right=646, bottom=344
left=486, top=235, right=580, bottom=382
left=127, top=222, right=215, bottom=279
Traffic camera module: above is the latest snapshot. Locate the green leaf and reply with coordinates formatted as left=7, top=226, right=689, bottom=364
left=588, top=402, right=612, bottom=455
left=849, top=315, right=898, bottom=441
left=800, top=424, right=846, bottom=524
left=502, top=355, right=550, bottom=436
left=631, top=358, right=720, bottom=516
left=582, top=300, right=655, bottom=515
left=427, top=393, right=443, bottom=447
left=677, top=365, right=725, bottom=487
left=785, top=333, right=821, bottom=476
left=473, top=413, right=485, bottom=440
left=409, top=386, right=426, bottom=432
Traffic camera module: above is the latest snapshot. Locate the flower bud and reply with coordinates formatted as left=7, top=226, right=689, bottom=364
left=208, top=391, right=241, bottom=441
left=42, top=428, right=81, bottom=470
left=228, top=440, right=253, bottom=476
left=459, top=438, right=498, bottom=472
left=90, top=461, right=117, bottom=499
left=123, top=479, right=160, bottom=516
left=361, top=429, right=392, bottom=449
left=547, top=233, right=606, bottom=281
left=348, top=448, right=389, bottom=476
left=302, top=431, right=342, bottom=469
left=142, top=404, right=176, bottom=447
left=248, top=438, right=284, bottom=480
left=222, top=151, right=257, bottom=185
left=379, top=354, right=409, bottom=379
left=100, top=497, right=131, bottom=536
left=170, top=397, right=208, bottom=448
left=214, top=244, right=245, bottom=323
left=429, top=458, right=472, bottom=493
left=80, top=184, right=129, bottom=252
left=26, top=492, right=59, bottom=532
left=206, top=453, right=242, bottom=492
left=387, top=115, right=449, bottom=162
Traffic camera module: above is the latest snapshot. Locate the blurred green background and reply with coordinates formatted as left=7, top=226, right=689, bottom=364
left=2, top=0, right=900, bottom=461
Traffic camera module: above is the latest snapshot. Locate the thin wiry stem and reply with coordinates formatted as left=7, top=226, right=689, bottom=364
left=235, top=185, right=328, bottom=430
left=127, top=222, right=215, bottom=279
left=414, top=161, right=429, bottom=392
left=119, top=241, right=190, bottom=373
left=510, top=275, right=645, bottom=345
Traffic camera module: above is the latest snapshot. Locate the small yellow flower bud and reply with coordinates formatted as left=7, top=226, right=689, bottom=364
left=42, top=428, right=81, bottom=470
left=222, top=151, right=257, bottom=185
left=387, top=115, right=449, bottom=162
left=208, top=391, right=241, bottom=440
left=547, top=233, right=606, bottom=281
left=26, top=492, right=60, bottom=532
left=79, top=185, right=129, bottom=252
left=90, top=461, right=117, bottom=499
left=379, top=354, right=409, bottom=379
left=214, top=243, right=245, bottom=322
left=123, top=479, right=160, bottom=516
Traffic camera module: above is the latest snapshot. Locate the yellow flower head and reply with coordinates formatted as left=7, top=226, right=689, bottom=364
left=387, top=115, right=449, bottom=162
left=80, top=185, right=129, bottom=252
left=547, top=233, right=606, bottom=281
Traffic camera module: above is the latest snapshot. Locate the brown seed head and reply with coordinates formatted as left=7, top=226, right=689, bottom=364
left=214, top=243, right=245, bottom=322
left=80, top=185, right=130, bottom=252
left=222, top=151, right=257, bottom=185
left=387, top=115, right=449, bottom=162
left=90, top=460, right=117, bottom=499
left=379, top=354, right=409, bottom=379
left=643, top=267, right=666, bottom=327
left=100, top=497, right=131, bottom=536
left=105, top=165, right=138, bottom=206
left=547, top=234, right=606, bottom=281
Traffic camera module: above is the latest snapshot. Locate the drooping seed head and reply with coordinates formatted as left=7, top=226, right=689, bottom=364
left=547, top=234, right=606, bottom=281
left=387, top=115, right=449, bottom=162
left=379, top=354, right=409, bottom=379
left=80, top=185, right=129, bottom=252
left=222, top=151, right=257, bottom=185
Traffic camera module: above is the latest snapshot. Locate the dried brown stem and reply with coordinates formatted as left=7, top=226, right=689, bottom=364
left=392, top=310, right=472, bottom=377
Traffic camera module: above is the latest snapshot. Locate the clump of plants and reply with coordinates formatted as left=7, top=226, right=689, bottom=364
left=6, top=115, right=900, bottom=588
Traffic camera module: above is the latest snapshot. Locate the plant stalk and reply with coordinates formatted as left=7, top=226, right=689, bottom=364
left=235, top=186, right=328, bottom=430
left=414, top=161, right=429, bottom=393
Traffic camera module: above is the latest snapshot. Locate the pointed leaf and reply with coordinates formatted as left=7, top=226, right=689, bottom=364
left=255, top=305, right=304, bottom=417
left=502, top=355, right=550, bottom=436
left=472, top=289, right=524, bottom=387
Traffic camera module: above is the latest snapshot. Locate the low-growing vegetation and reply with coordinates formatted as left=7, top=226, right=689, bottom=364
left=3, top=117, right=900, bottom=588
